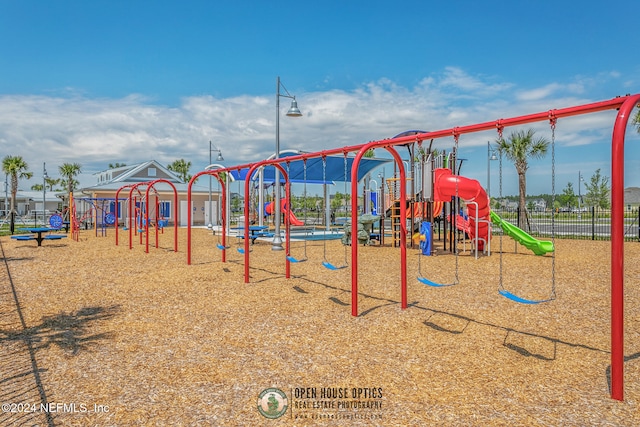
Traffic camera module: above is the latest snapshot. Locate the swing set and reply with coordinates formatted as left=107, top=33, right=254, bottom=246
left=286, top=159, right=308, bottom=263
left=183, top=94, right=639, bottom=401
left=416, top=119, right=558, bottom=305
left=114, top=179, right=179, bottom=253
left=321, top=154, right=349, bottom=270
left=417, top=136, right=461, bottom=288
left=495, top=118, right=558, bottom=304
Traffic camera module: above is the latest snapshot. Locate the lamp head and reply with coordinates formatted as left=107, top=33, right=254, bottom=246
left=216, top=151, right=224, bottom=162
left=490, top=152, right=498, bottom=161
left=286, top=99, right=302, bottom=117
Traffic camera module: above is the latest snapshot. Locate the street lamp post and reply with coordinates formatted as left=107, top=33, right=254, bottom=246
left=43, top=162, right=48, bottom=226
left=487, top=141, right=498, bottom=198
left=272, top=76, right=302, bottom=251
left=578, top=170, right=584, bottom=212
left=208, top=141, right=224, bottom=230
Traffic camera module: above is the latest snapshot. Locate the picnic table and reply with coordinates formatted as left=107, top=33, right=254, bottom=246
left=232, top=226, right=274, bottom=244
left=12, top=227, right=67, bottom=246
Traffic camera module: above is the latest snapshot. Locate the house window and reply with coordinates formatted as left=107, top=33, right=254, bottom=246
left=160, top=202, right=171, bottom=219
left=148, top=168, right=157, bottom=177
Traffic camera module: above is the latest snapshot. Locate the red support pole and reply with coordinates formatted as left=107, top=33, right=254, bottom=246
left=241, top=162, right=291, bottom=283
left=114, top=184, right=134, bottom=246
left=351, top=144, right=407, bottom=316
left=144, top=188, right=150, bottom=253
left=243, top=165, right=259, bottom=283
left=285, top=180, right=291, bottom=279
left=145, top=179, right=179, bottom=253
left=187, top=176, right=194, bottom=264
left=609, top=94, right=640, bottom=401
left=220, top=176, right=227, bottom=263
left=188, top=169, right=236, bottom=264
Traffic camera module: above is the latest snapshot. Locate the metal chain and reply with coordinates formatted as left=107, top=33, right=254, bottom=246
left=343, top=153, right=349, bottom=264
left=302, top=159, right=308, bottom=257
left=497, top=125, right=504, bottom=290
left=549, top=114, right=557, bottom=298
left=453, top=131, right=460, bottom=284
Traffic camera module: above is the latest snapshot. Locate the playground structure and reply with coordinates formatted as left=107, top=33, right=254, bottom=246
left=264, top=199, right=304, bottom=226
left=73, top=197, right=120, bottom=237
left=182, top=94, right=639, bottom=401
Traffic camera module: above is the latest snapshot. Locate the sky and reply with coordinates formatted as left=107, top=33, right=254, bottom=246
left=1, top=0, right=639, bottom=197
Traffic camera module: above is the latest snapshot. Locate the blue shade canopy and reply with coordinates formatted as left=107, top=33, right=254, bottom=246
left=229, top=151, right=391, bottom=184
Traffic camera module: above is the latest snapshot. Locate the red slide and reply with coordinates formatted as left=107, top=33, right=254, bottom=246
left=265, top=200, right=304, bottom=226
left=433, top=168, right=490, bottom=250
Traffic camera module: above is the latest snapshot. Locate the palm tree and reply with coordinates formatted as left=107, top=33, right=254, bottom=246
left=59, top=162, right=82, bottom=215
left=167, top=159, right=192, bottom=183
left=496, top=129, right=549, bottom=230
left=45, top=176, right=61, bottom=191
left=30, top=177, right=60, bottom=192
left=633, top=109, right=640, bottom=133
left=2, top=155, right=33, bottom=233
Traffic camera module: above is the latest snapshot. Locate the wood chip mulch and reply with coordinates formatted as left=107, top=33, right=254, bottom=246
left=0, top=227, right=638, bottom=426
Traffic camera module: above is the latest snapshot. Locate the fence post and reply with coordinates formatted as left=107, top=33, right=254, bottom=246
left=637, top=208, right=640, bottom=242
left=591, top=206, right=596, bottom=240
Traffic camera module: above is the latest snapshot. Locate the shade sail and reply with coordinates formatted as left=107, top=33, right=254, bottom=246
left=229, top=151, right=391, bottom=184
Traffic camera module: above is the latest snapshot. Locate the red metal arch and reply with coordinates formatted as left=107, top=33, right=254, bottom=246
left=143, top=179, right=179, bottom=253
left=242, top=161, right=291, bottom=283
left=187, top=169, right=230, bottom=264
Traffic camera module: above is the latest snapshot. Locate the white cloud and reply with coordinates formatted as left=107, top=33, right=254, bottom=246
left=0, top=68, right=635, bottom=192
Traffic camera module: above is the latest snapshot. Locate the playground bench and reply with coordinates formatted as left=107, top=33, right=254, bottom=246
left=11, top=235, right=36, bottom=241
left=44, top=234, right=67, bottom=241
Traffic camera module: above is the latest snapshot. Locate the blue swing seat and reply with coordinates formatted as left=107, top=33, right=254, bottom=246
left=499, top=289, right=554, bottom=305
left=287, top=256, right=307, bottom=263
left=216, top=243, right=227, bottom=250
left=322, top=261, right=346, bottom=270
left=417, top=276, right=456, bottom=287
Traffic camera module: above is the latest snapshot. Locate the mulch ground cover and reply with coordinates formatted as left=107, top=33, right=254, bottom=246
left=0, top=227, right=638, bottom=426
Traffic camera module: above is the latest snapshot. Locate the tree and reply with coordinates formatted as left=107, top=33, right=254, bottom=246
left=33, top=177, right=60, bottom=192
left=59, top=163, right=82, bottom=215
left=45, top=176, right=61, bottom=191
left=496, top=129, right=549, bottom=230
left=633, top=109, right=640, bottom=134
left=584, top=168, right=610, bottom=209
left=526, top=201, right=535, bottom=212
left=558, top=182, right=577, bottom=209
left=167, top=159, right=192, bottom=183
left=109, top=162, right=127, bottom=169
left=2, top=155, right=33, bottom=233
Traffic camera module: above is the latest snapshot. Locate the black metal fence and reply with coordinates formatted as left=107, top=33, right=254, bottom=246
left=492, top=206, right=640, bottom=242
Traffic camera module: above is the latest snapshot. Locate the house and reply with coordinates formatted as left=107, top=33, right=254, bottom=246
left=1, top=190, right=60, bottom=218
left=531, top=198, right=547, bottom=212
left=78, top=160, right=227, bottom=227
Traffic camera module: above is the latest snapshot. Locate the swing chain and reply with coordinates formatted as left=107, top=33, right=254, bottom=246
left=496, top=121, right=504, bottom=140
left=497, top=124, right=504, bottom=290
left=549, top=113, right=557, bottom=298
left=453, top=131, right=460, bottom=283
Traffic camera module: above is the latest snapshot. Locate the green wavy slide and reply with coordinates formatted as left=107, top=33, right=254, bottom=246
left=489, top=211, right=554, bottom=256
